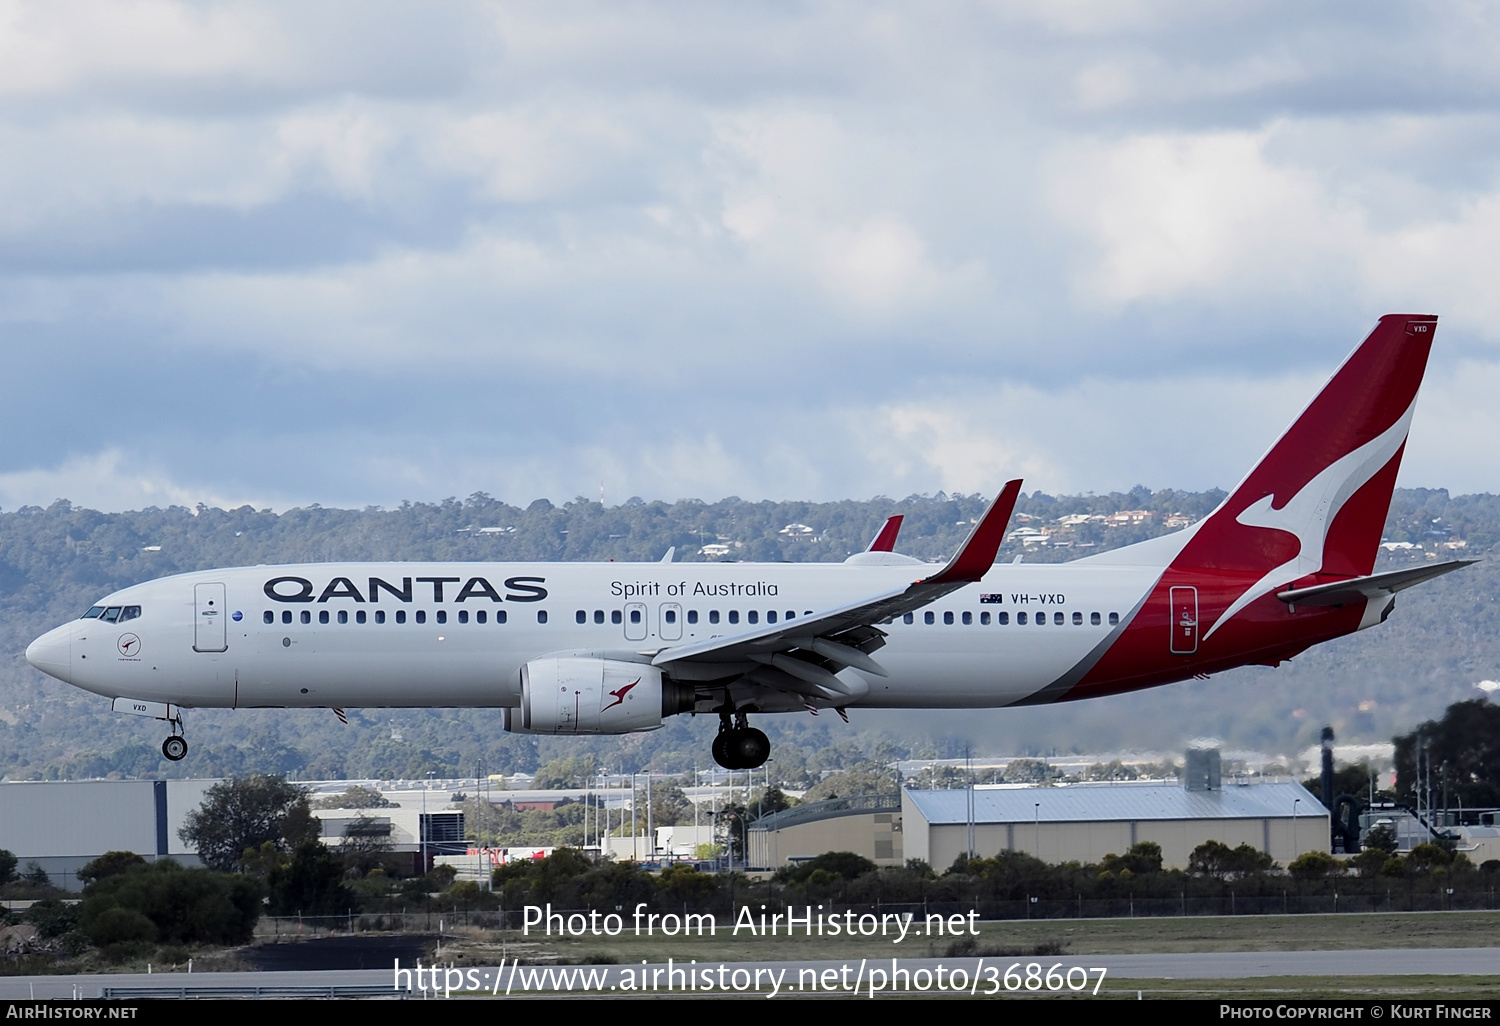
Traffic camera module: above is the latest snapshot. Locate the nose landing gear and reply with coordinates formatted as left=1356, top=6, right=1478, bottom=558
left=712, top=711, right=769, bottom=770
left=161, top=713, right=187, bottom=762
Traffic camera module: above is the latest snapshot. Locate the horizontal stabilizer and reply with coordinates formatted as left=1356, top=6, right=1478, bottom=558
left=1277, top=559, right=1475, bottom=607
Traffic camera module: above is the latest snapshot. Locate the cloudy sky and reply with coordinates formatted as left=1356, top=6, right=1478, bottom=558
left=2, top=1, right=1499, bottom=512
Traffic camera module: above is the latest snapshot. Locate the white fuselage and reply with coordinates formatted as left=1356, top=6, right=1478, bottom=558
left=29, top=559, right=1164, bottom=711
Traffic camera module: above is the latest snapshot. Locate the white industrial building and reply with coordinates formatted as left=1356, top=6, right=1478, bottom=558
left=0, top=779, right=214, bottom=889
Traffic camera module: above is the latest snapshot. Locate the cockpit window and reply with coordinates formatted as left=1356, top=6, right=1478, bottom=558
left=100, top=607, right=122, bottom=623
left=118, top=606, right=142, bottom=623
left=81, top=606, right=105, bottom=619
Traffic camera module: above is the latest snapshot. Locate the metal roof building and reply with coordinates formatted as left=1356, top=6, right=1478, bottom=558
left=748, top=794, right=903, bottom=871
left=902, top=781, right=1328, bottom=870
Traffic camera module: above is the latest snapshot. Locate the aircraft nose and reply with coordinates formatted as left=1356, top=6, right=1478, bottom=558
left=26, top=625, right=71, bottom=683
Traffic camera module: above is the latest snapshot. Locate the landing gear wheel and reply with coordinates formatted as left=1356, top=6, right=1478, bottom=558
left=162, top=736, right=188, bottom=761
left=712, top=730, right=732, bottom=769
left=711, top=727, right=770, bottom=770
left=728, top=728, right=770, bottom=770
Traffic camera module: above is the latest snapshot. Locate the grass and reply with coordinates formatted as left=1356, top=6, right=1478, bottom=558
left=432, top=908, right=1500, bottom=967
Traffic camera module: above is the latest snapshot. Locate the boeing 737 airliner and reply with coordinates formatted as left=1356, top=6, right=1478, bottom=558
left=26, top=315, right=1471, bottom=769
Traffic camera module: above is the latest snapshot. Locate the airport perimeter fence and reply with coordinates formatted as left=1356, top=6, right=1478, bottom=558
left=256, top=887, right=1500, bottom=939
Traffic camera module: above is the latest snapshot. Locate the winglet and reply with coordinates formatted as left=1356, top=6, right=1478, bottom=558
left=866, top=515, right=904, bottom=552
left=921, top=480, right=1023, bottom=585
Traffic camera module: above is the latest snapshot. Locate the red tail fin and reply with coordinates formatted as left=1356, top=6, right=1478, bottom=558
left=866, top=515, right=904, bottom=552
left=1175, top=314, right=1436, bottom=634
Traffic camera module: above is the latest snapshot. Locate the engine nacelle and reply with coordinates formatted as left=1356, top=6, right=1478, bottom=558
left=511, top=657, right=691, bottom=735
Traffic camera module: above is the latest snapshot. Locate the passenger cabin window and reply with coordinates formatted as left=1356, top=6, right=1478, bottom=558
left=943, top=612, right=954, bottom=625
left=594, top=610, right=605, bottom=624
left=415, top=611, right=427, bottom=624
left=747, top=611, right=758, bottom=625
left=980, top=612, right=990, bottom=625
left=728, top=611, right=739, bottom=624
left=537, top=610, right=548, bottom=624
left=496, top=610, right=507, bottom=624
left=1073, top=611, right=1083, bottom=625
left=576, top=610, right=587, bottom=624
left=1091, top=612, right=1101, bottom=625
left=1053, top=612, right=1064, bottom=625
left=263, top=611, right=274, bottom=624
left=924, top=612, right=935, bottom=625
left=476, top=610, right=486, bottom=624
left=998, top=612, right=1009, bottom=625
left=396, top=611, right=407, bottom=624
left=457, top=610, right=468, bottom=624
left=709, top=610, right=720, bottom=624
left=300, top=611, right=311, bottom=625
left=319, top=611, right=329, bottom=624
left=903, top=613, right=914, bottom=624
left=356, top=610, right=366, bottom=624
left=376, top=610, right=387, bottom=624
left=1108, top=612, right=1119, bottom=625
left=612, top=610, right=623, bottom=624
left=687, top=610, right=699, bottom=625
left=282, top=611, right=293, bottom=625
left=1017, top=612, right=1027, bottom=625
left=962, top=611, right=973, bottom=625
left=338, top=610, right=349, bottom=624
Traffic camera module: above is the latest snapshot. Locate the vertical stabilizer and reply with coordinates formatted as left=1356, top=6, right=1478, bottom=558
left=1175, top=314, right=1436, bottom=636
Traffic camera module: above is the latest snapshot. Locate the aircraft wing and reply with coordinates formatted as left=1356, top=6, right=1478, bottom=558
left=1276, top=559, right=1475, bottom=607
left=651, top=481, right=1022, bottom=700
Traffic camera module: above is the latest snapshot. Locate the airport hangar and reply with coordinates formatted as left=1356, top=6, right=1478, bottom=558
left=748, top=777, right=1330, bottom=872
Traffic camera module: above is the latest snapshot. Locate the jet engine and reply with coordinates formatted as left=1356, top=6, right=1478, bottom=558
left=507, top=657, right=694, bottom=735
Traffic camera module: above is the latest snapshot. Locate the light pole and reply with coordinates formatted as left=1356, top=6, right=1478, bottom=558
left=1292, top=798, right=1302, bottom=859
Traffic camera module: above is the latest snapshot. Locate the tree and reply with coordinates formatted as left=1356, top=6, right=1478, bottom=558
left=1363, top=822, right=1399, bottom=855
left=179, top=775, right=319, bottom=872
left=1394, top=700, right=1500, bottom=808
left=312, top=785, right=398, bottom=810
left=0, top=849, right=15, bottom=886
left=79, top=860, right=261, bottom=946
left=267, top=841, right=355, bottom=916
left=1288, top=851, right=1343, bottom=880
left=1189, top=840, right=1274, bottom=879
left=748, top=786, right=796, bottom=821
left=77, top=851, right=147, bottom=887
left=1101, top=842, right=1163, bottom=876
left=339, top=815, right=399, bottom=877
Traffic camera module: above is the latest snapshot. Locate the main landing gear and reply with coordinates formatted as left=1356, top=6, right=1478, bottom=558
left=712, top=712, right=769, bottom=770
